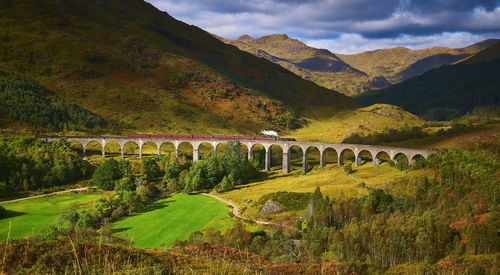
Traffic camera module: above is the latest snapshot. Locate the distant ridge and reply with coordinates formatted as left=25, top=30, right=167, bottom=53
left=221, top=34, right=498, bottom=95
left=356, top=41, right=500, bottom=120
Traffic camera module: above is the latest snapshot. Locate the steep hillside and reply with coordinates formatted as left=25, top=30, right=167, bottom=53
left=338, top=39, right=498, bottom=83
left=356, top=41, right=500, bottom=120
left=0, top=0, right=357, bottom=135
left=221, top=34, right=389, bottom=95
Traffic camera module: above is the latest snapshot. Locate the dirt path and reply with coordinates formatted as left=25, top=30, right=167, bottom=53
left=0, top=187, right=90, bottom=204
left=201, top=193, right=294, bottom=230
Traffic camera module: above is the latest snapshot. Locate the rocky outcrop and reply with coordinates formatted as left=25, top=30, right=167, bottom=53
left=260, top=200, right=286, bottom=216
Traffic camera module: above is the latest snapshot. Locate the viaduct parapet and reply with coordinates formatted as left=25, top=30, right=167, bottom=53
left=41, top=136, right=437, bottom=174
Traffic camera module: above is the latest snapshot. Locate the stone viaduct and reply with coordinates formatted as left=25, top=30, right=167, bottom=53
left=41, top=136, right=437, bottom=174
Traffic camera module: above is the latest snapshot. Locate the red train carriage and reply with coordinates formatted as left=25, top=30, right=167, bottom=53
left=126, top=134, right=294, bottom=141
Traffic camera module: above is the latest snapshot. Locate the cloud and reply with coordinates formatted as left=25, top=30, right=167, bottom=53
left=146, top=0, right=500, bottom=53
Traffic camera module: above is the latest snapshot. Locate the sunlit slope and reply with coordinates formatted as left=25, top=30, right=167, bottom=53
left=288, top=104, right=423, bottom=142
left=0, top=0, right=357, bottom=135
left=338, top=39, right=498, bottom=83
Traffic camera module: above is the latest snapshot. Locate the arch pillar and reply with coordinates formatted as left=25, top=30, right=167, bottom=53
left=101, top=139, right=106, bottom=158
left=337, top=148, right=344, bottom=167
left=320, top=149, right=326, bottom=167
left=282, top=148, right=290, bottom=174
left=302, top=151, right=309, bottom=173
left=247, top=142, right=252, bottom=160
left=139, top=139, right=143, bottom=159
left=193, top=148, right=199, bottom=162
left=157, top=143, right=161, bottom=159
left=82, top=141, right=88, bottom=156
left=355, top=152, right=362, bottom=167
left=264, top=147, right=271, bottom=172
left=373, top=153, right=381, bottom=165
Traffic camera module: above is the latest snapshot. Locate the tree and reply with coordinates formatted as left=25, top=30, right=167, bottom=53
left=163, top=157, right=181, bottom=181
left=143, top=158, right=161, bottom=181
left=92, top=159, right=121, bottom=190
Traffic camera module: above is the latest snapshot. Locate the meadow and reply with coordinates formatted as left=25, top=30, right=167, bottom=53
left=220, top=162, right=433, bottom=218
left=112, top=193, right=233, bottom=249
left=0, top=193, right=100, bottom=241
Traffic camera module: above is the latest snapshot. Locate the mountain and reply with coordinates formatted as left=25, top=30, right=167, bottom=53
left=356, top=41, right=500, bottom=120
left=338, top=39, right=498, bottom=83
left=221, top=34, right=389, bottom=95
left=0, top=0, right=358, bottom=135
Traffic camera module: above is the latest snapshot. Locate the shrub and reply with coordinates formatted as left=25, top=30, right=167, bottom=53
left=114, top=177, right=136, bottom=192
left=343, top=161, right=353, bottom=174
left=143, top=158, right=162, bottom=181
left=0, top=205, right=5, bottom=218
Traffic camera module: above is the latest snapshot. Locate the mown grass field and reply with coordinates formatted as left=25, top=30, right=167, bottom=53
left=112, top=193, right=233, bottom=249
left=219, top=163, right=433, bottom=218
left=0, top=194, right=100, bottom=241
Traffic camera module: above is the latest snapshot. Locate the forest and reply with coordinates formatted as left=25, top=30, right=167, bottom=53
left=0, top=71, right=107, bottom=131
left=0, top=138, right=92, bottom=196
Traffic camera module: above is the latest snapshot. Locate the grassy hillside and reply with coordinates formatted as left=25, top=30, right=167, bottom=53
left=288, top=104, right=423, bottom=142
left=356, top=41, right=500, bottom=120
left=338, top=39, right=498, bottom=83
left=0, top=0, right=357, bottom=135
left=222, top=34, right=389, bottom=94
left=0, top=193, right=100, bottom=241
left=113, top=193, right=233, bottom=249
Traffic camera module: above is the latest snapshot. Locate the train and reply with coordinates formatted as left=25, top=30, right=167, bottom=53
left=127, top=134, right=296, bottom=141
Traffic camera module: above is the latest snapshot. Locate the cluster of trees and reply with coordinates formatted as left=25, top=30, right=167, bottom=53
left=342, top=124, right=428, bottom=144
left=181, top=148, right=499, bottom=272
left=0, top=70, right=107, bottom=131
left=183, top=141, right=260, bottom=193
left=0, top=138, right=92, bottom=196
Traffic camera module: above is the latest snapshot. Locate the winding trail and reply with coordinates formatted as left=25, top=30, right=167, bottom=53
left=0, top=187, right=90, bottom=204
left=201, top=193, right=294, bottom=230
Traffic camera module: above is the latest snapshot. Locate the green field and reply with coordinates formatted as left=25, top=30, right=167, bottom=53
left=113, top=193, right=233, bottom=249
left=0, top=194, right=100, bottom=241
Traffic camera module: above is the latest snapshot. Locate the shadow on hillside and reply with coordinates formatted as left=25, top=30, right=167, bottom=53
left=3, top=209, right=25, bottom=218
left=127, top=199, right=175, bottom=217
left=113, top=227, right=132, bottom=233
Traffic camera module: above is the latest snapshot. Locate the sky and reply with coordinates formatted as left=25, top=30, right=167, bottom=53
left=146, top=0, right=500, bottom=54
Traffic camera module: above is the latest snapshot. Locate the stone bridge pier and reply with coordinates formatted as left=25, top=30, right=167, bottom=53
left=41, top=136, right=437, bottom=174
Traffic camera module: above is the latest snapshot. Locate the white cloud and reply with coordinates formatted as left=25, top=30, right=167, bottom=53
left=304, top=32, right=499, bottom=54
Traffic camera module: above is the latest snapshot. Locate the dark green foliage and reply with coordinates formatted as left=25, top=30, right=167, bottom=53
left=143, top=158, right=162, bottom=182
left=357, top=43, right=500, bottom=120
left=184, top=141, right=259, bottom=193
left=92, top=159, right=121, bottom=190
left=163, top=157, right=181, bottom=182
left=342, top=124, right=428, bottom=144
left=257, top=192, right=311, bottom=211
left=0, top=70, right=107, bottom=130
left=0, top=205, right=5, bottom=218
left=114, top=177, right=136, bottom=192
left=0, top=138, right=91, bottom=194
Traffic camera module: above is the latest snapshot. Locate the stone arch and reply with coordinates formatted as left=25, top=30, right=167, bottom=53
left=393, top=152, right=409, bottom=169
left=160, top=141, right=176, bottom=159
left=84, top=140, right=103, bottom=157
left=215, top=142, right=226, bottom=154
left=338, top=148, right=355, bottom=167
left=410, top=154, right=425, bottom=168
left=68, top=140, right=84, bottom=155
left=239, top=143, right=250, bottom=160
left=322, top=147, right=338, bottom=166
left=287, top=145, right=304, bottom=172
left=123, top=141, right=140, bottom=158
left=374, top=151, right=391, bottom=165
left=141, top=141, right=159, bottom=158
left=304, top=146, right=320, bottom=172
left=104, top=141, right=122, bottom=158
left=268, top=144, right=283, bottom=172
left=198, top=142, right=215, bottom=160
left=178, top=141, right=194, bottom=162
left=249, top=143, right=266, bottom=169
left=355, top=150, right=373, bottom=167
